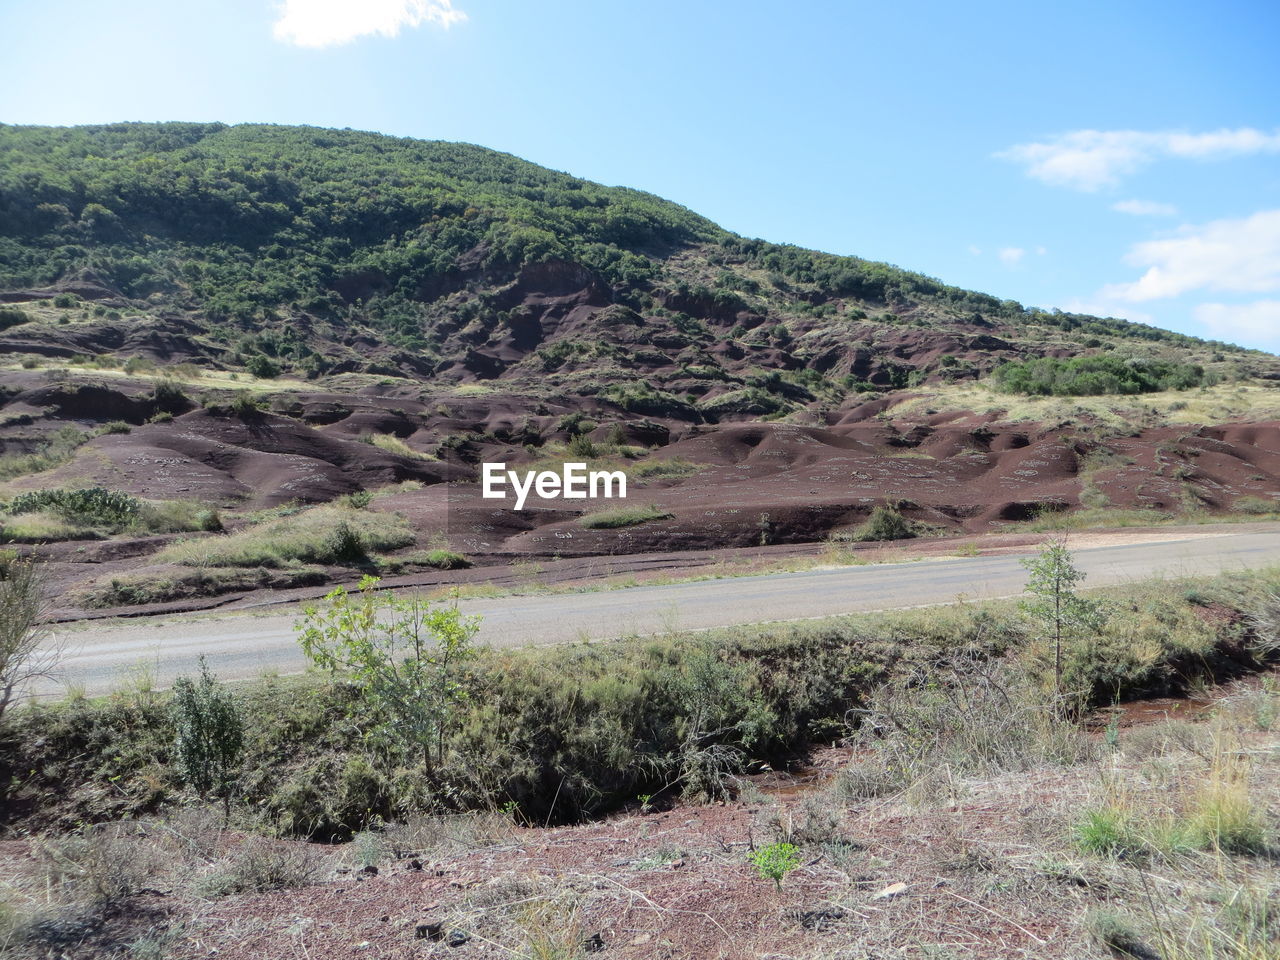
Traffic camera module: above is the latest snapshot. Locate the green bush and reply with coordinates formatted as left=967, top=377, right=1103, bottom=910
left=171, top=657, right=244, bottom=810
left=567, top=432, right=597, bottom=458
left=993, top=354, right=1212, bottom=396
left=0, top=306, right=29, bottom=329
left=747, top=842, right=801, bottom=892
left=152, top=378, right=189, bottom=413
left=321, top=521, right=367, bottom=565
left=228, top=390, right=264, bottom=418
left=245, top=354, right=280, bottom=379
left=416, top=549, right=469, bottom=569
left=8, top=488, right=140, bottom=526
left=1234, top=495, right=1278, bottom=516
left=855, top=506, right=914, bottom=542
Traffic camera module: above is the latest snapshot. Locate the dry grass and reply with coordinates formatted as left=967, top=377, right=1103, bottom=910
left=361, top=432, right=438, bottom=460
left=157, top=503, right=414, bottom=568
left=894, top=379, right=1280, bottom=430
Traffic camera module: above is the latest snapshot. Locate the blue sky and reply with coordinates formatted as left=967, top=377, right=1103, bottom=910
left=3, top=0, right=1279, bottom=352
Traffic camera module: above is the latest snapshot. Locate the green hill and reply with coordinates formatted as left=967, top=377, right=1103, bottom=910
left=0, top=122, right=1268, bottom=402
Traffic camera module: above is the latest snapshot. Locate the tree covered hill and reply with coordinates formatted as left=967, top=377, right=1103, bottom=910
left=0, top=122, right=1265, bottom=406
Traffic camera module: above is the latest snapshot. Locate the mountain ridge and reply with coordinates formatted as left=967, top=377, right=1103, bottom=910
left=1, top=122, right=1264, bottom=407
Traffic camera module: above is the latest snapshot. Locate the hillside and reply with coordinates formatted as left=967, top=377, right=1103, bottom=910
left=1, top=122, right=1263, bottom=395
left=1, top=122, right=1279, bottom=613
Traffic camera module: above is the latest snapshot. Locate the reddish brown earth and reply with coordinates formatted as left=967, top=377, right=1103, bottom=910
left=5, top=364, right=1280, bottom=614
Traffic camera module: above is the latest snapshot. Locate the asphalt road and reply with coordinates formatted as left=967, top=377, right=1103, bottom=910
left=36, top=530, right=1280, bottom=696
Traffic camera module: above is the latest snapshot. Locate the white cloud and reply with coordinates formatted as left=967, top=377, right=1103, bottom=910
left=1035, top=245, right=1047, bottom=256
left=998, top=246, right=1025, bottom=265
left=1112, top=199, right=1178, bottom=217
left=1101, top=209, right=1280, bottom=302
left=1194, top=301, right=1280, bottom=346
left=997, top=127, right=1280, bottom=191
left=273, top=0, right=465, bottom=48
left=967, top=244, right=982, bottom=256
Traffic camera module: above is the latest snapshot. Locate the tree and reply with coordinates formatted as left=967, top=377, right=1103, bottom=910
left=1020, top=539, right=1102, bottom=708
left=171, top=656, right=244, bottom=815
left=297, top=577, right=482, bottom=772
left=0, top=552, right=56, bottom=723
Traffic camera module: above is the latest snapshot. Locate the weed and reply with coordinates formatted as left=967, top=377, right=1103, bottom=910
left=196, top=838, right=322, bottom=897
left=748, top=841, right=801, bottom=892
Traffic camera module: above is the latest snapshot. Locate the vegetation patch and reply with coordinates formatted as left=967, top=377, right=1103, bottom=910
left=629, top=457, right=703, bottom=480
left=578, top=503, right=672, bottom=529
left=82, top=565, right=327, bottom=608
left=2, top=489, right=218, bottom=542
left=993, top=354, right=1213, bottom=396
left=156, top=504, right=414, bottom=568
left=0, top=426, right=91, bottom=481
left=4, top=563, right=1278, bottom=838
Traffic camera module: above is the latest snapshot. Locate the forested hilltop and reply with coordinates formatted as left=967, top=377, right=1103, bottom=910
left=1, top=122, right=1263, bottom=400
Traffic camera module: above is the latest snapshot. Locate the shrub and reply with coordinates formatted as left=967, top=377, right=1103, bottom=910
left=8, top=487, right=141, bottom=526
left=855, top=506, right=913, bottom=542
left=229, top=390, right=264, bottom=418
left=157, top=505, right=414, bottom=568
left=152, top=377, right=189, bottom=413
left=197, top=838, right=321, bottom=897
left=630, top=458, right=701, bottom=480
left=993, top=354, right=1211, bottom=396
left=245, top=354, right=280, bottom=379
left=0, top=306, right=29, bottom=329
left=747, top=842, right=801, bottom=892
left=567, top=432, right=597, bottom=458
left=99, top=420, right=132, bottom=435
left=0, top=553, right=52, bottom=723
left=321, top=521, right=367, bottom=565
left=298, top=577, right=482, bottom=772
left=344, top=490, right=374, bottom=509
left=362, top=434, right=435, bottom=460
left=1235, top=495, right=1278, bottom=515
left=171, top=657, right=244, bottom=812
left=195, top=509, right=223, bottom=532
left=416, top=548, right=470, bottom=569
left=844, top=654, right=1090, bottom=795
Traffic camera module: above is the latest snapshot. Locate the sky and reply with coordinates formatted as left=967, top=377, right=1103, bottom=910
left=2, top=0, right=1279, bottom=352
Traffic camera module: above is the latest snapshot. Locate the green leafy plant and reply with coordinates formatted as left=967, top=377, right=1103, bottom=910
left=297, top=577, right=482, bottom=772
left=1020, top=538, right=1103, bottom=707
left=170, top=656, right=244, bottom=815
left=747, top=841, right=801, bottom=892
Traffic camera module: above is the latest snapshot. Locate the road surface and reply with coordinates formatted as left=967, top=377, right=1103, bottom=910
left=37, top=529, right=1280, bottom=696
